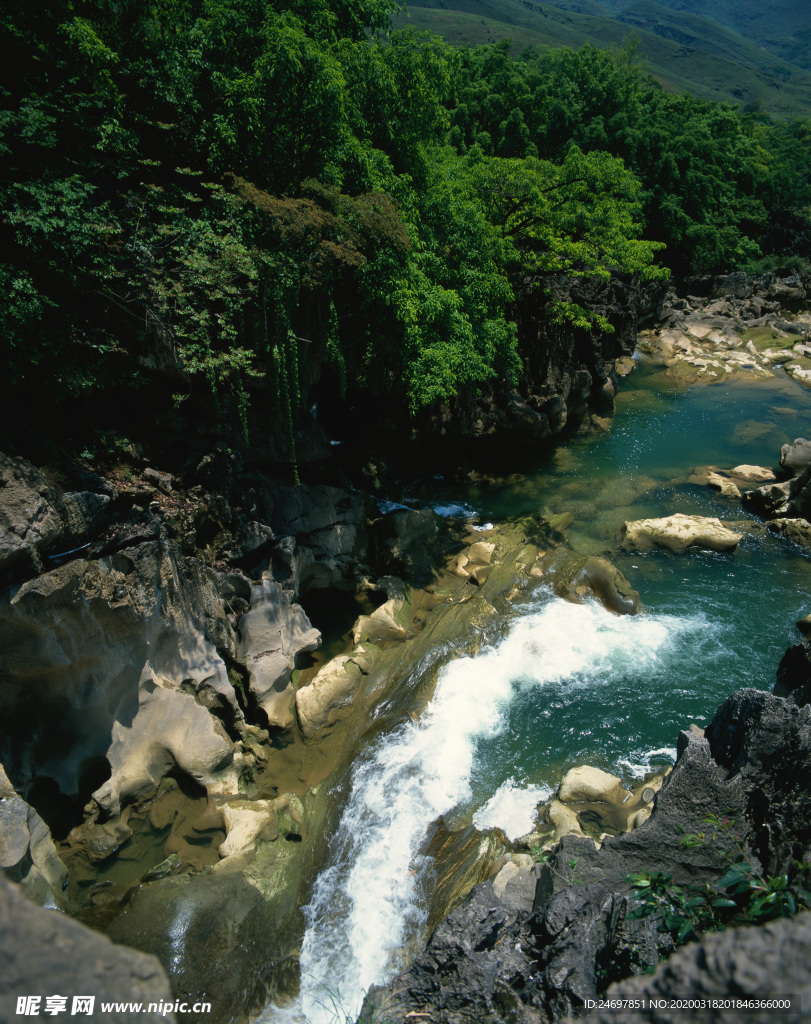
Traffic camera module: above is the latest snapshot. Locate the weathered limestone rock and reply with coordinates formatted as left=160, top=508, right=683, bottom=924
left=236, top=577, right=320, bottom=729
left=295, top=654, right=364, bottom=738
left=730, top=464, right=776, bottom=482
left=0, top=876, right=175, bottom=1024
left=559, top=766, right=630, bottom=806
left=0, top=765, right=68, bottom=907
left=705, top=471, right=741, bottom=497
left=0, top=540, right=243, bottom=817
left=219, top=799, right=280, bottom=859
left=547, top=798, right=585, bottom=838
left=551, top=554, right=642, bottom=615
left=0, top=453, right=114, bottom=576
left=767, top=517, right=811, bottom=551
left=467, top=541, right=495, bottom=566
left=742, top=478, right=792, bottom=516
left=622, top=513, right=742, bottom=554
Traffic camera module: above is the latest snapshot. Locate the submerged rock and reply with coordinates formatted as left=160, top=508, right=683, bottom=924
left=622, top=513, right=742, bottom=554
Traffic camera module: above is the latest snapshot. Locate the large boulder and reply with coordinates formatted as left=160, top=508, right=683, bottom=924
left=0, top=539, right=243, bottom=817
left=551, top=554, right=643, bottom=615
left=295, top=654, right=364, bottom=738
left=236, top=577, right=320, bottom=729
left=742, top=479, right=791, bottom=517
left=622, top=514, right=742, bottom=554
left=0, top=876, right=175, bottom=1024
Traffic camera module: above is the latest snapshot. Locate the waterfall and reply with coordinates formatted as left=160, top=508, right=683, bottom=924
left=266, top=591, right=715, bottom=1023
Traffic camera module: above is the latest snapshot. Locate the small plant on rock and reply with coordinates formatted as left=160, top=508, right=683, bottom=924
left=627, top=813, right=811, bottom=949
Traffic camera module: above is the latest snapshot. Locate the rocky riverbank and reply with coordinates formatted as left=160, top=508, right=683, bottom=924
left=2, top=268, right=811, bottom=1024
left=637, top=271, right=811, bottom=387
left=361, top=685, right=811, bottom=1024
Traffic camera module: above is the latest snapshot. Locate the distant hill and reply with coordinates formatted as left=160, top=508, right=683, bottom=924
left=395, top=0, right=811, bottom=117
left=596, top=0, right=811, bottom=71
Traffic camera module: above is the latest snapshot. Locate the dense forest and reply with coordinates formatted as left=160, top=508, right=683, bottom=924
left=3, top=1, right=811, bottom=460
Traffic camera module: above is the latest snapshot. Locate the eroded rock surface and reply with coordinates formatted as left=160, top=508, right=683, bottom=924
left=622, top=514, right=742, bottom=554
left=585, top=912, right=811, bottom=1024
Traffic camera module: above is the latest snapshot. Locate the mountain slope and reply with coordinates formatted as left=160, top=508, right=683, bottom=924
left=396, top=0, right=811, bottom=116
left=595, top=0, right=811, bottom=70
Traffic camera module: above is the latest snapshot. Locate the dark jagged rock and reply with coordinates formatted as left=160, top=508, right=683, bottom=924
left=776, top=640, right=811, bottom=708
left=411, top=273, right=666, bottom=448
left=361, top=690, right=811, bottom=1024
left=583, top=912, right=811, bottom=1024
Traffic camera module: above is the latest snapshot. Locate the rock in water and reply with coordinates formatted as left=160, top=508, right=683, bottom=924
left=622, top=514, right=742, bottom=553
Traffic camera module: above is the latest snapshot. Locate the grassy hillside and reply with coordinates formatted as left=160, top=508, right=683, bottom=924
left=595, top=0, right=811, bottom=71
left=396, top=0, right=811, bottom=117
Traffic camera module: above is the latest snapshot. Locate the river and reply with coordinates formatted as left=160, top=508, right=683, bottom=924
left=268, top=361, right=811, bottom=1022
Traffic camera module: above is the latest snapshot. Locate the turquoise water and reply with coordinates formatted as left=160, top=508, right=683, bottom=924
left=273, top=365, right=811, bottom=1023
left=411, top=365, right=811, bottom=794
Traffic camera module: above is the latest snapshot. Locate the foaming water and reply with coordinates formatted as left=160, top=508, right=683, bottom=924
left=267, top=594, right=712, bottom=1023
left=472, top=778, right=551, bottom=840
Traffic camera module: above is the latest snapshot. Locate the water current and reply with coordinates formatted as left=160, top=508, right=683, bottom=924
left=269, top=363, right=811, bottom=1022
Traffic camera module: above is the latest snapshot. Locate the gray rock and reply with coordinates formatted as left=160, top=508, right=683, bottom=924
left=0, top=876, right=175, bottom=1024
left=1, top=764, right=69, bottom=907
left=236, top=578, right=320, bottom=729
left=768, top=517, right=811, bottom=551
left=0, top=540, right=242, bottom=817
left=780, top=438, right=811, bottom=478
left=0, top=454, right=63, bottom=572
left=706, top=689, right=811, bottom=874
left=584, top=912, right=811, bottom=1024
left=741, top=479, right=791, bottom=517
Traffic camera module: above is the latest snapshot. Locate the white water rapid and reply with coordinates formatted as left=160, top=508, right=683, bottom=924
left=267, top=592, right=714, bottom=1023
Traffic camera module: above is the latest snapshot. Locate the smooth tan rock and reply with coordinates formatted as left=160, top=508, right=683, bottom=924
left=559, top=766, right=630, bottom=806
left=705, top=472, right=741, bottom=498
left=547, top=799, right=584, bottom=837
left=731, top=464, right=776, bottom=483
left=467, top=541, right=496, bottom=566
left=219, top=799, right=279, bottom=858
left=295, top=655, right=363, bottom=738
left=622, top=513, right=742, bottom=554
left=352, top=598, right=408, bottom=645
left=628, top=806, right=652, bottom=830
left=797, top=614, right=811, bottom=635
